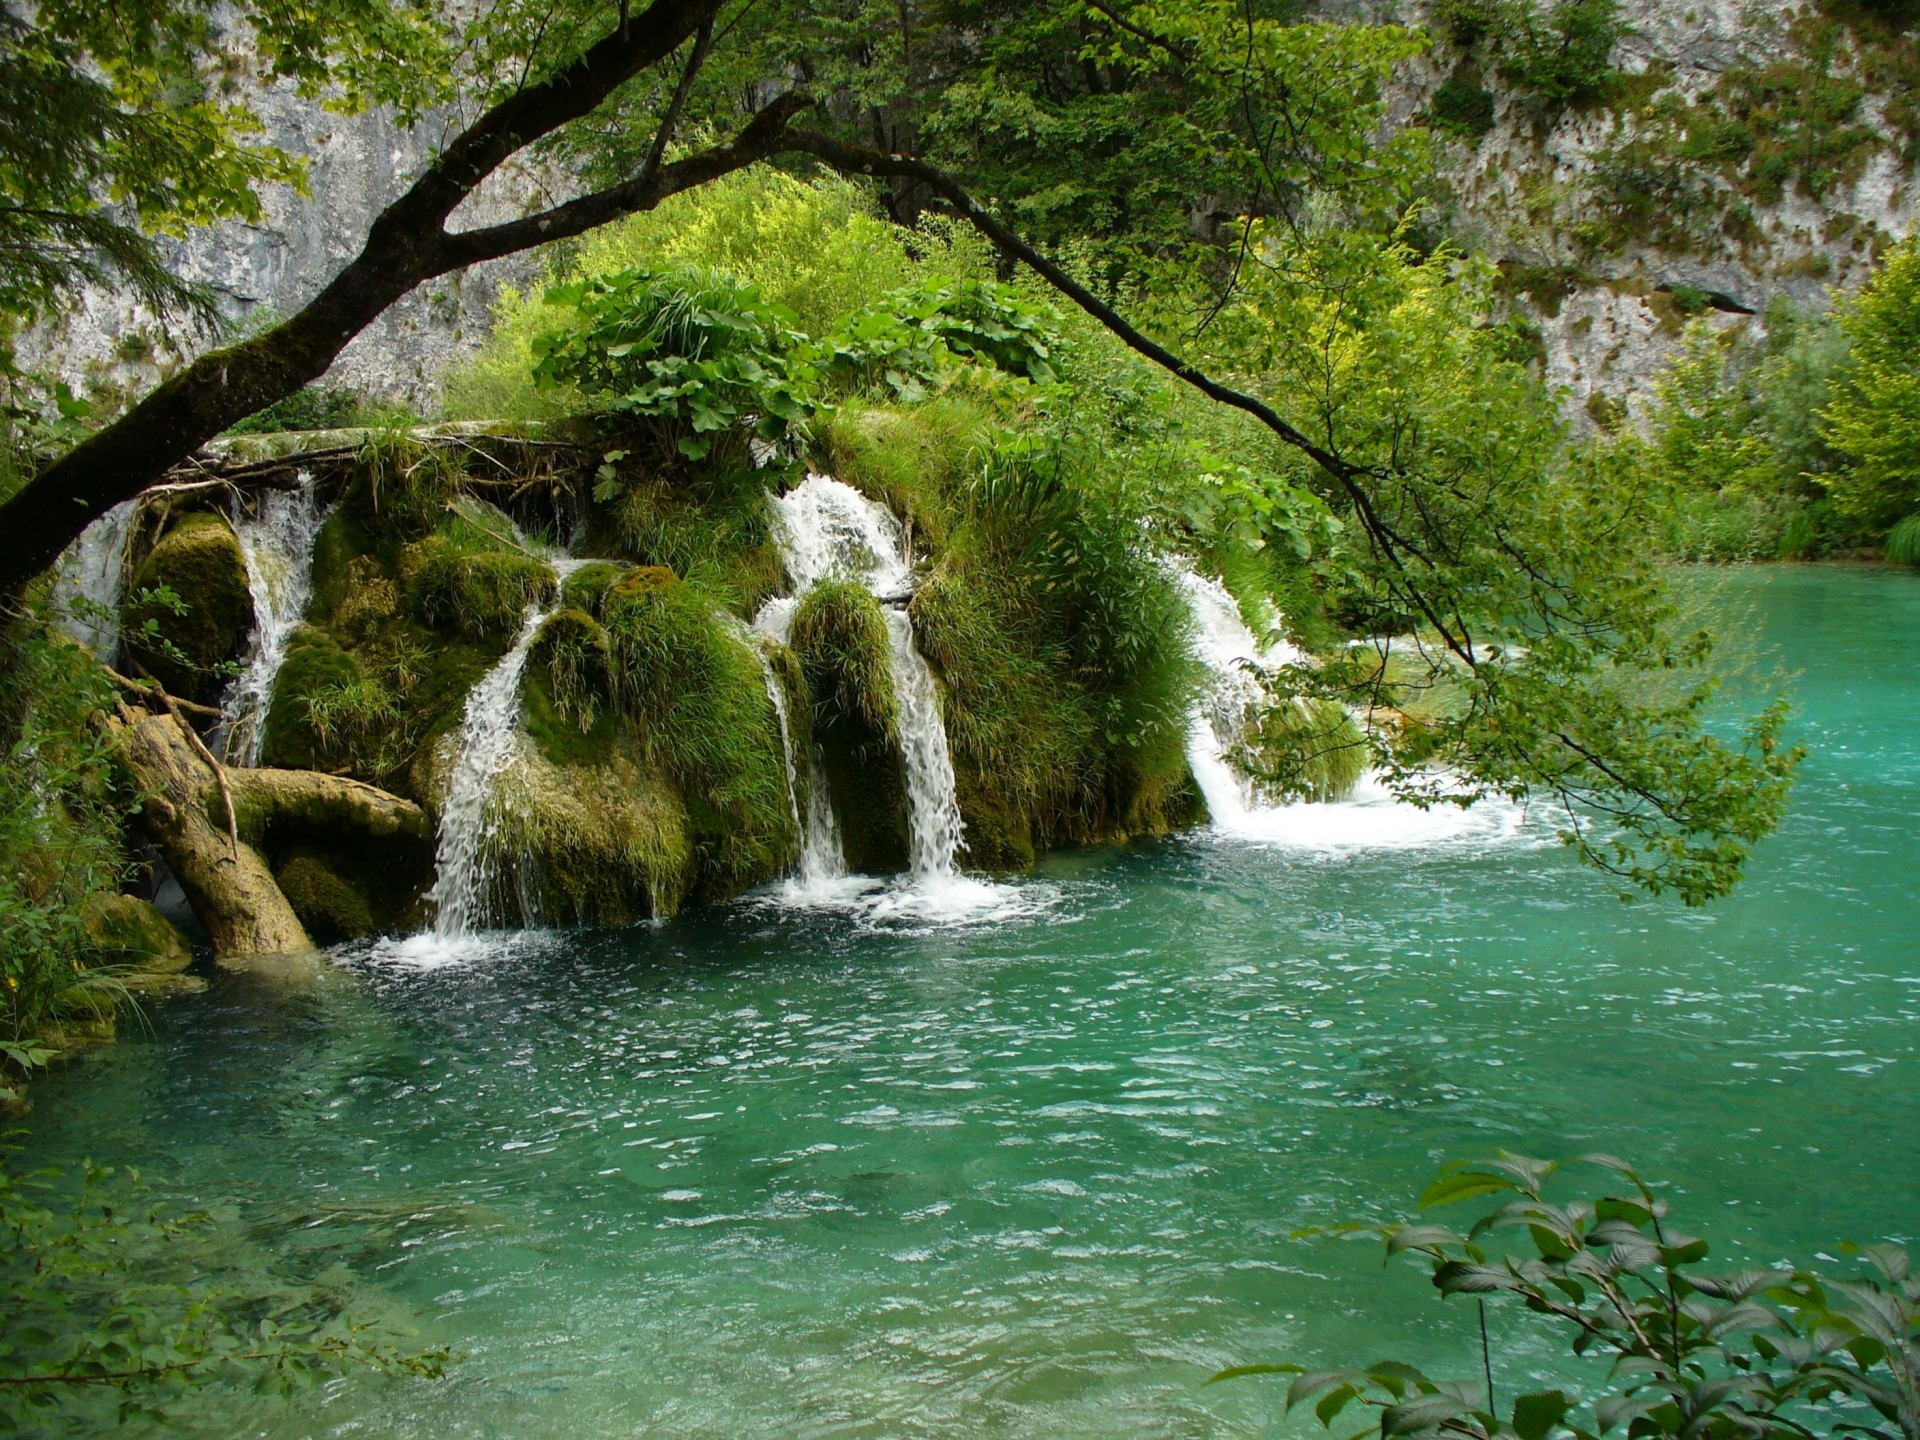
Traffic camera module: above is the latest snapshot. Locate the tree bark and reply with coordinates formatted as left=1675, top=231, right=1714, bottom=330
left=0, top=0, right=738, bottom=595
left=112, top=709, right=431, bottom=959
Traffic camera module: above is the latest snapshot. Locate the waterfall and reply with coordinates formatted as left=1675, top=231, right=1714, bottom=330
left=752, top=596, right=848, bottom=886
left=428, top=557, right=584, bottom=937
left=53, top=500, right=138, bottom=661
left=758, top=474, right=966, bottom=881
left=217, top=475, right=326, bottom=766
left=1171, top=560, right=1529, bottom=850
left=883, top=609, right=966, bottom=879
left=1171, top=564, right=1303, bottom=826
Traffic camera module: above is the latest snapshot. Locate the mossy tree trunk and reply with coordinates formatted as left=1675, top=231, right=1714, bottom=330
left=112, top=709, right=430, bottom=959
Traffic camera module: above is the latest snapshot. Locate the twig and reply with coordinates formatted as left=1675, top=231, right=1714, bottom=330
left=104, top=666, right=222, bottom=721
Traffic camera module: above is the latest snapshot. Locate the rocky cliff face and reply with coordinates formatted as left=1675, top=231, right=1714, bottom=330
left=28, top=1, right=1918, bottom=425
left=21, top=79, right=554, bottom=411
left=1397, top=0, right=1917, bottom=422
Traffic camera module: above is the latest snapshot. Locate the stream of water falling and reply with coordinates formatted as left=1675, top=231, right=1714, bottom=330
left=216, top=475, right=326, bottom=766
left=1172, top=561, right=1526, bottom=848
left=758, top=474, right=975, bottom=892
left=52, top=499, right=138, bottom=661
left=426, top=557, right=586, bottom=939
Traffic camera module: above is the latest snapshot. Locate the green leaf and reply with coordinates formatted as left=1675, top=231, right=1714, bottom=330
left=1512, top=1390, right=1574, bottom=1440
left=1420, top=1170, right=1522, bottom=1209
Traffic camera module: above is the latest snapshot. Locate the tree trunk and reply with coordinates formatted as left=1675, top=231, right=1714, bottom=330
left=116, top=711, right=312, bottom=958
left=113, top=710, right=432, bottom=959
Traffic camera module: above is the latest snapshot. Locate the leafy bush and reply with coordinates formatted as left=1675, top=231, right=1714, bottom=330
left=1437, top=0, right=1624, bottom=109
left=1219, top=1154, right=1920, bottom=1440
left=530, top=264, right=811, bottom=464
left=1821, top=237, right=1920, bottom=533
left=0, top=616, right=130, bottom=1061
left=1431, top=69, right=1498, bottom=139
left=812, top=280, right=1061, bottom=401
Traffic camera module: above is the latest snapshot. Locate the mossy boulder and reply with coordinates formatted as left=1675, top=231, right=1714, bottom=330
left=81, top=893, right=193, bottom=973
left=491, top=747, right=695, bottom=925
left=398, top=533, right=553, bottom=639
left=791, top=582, right=908, bottom=873
left=123, top=511, right=253, bottom=704
left=560, top=561, right=623, bottom=616
left=276, top=854, right=376, bottom=943
left=600, top=568, right=795, bottom=899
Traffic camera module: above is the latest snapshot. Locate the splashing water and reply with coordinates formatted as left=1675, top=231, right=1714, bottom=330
left=1171, top=561, right=1528, bottom=851
left=217, top=475, right=326, bottom=766
left=752, top=597, right=850, bottom=891
left=761, top=476, right=967, bottom=878
left=52, top=500, right=138, bottom=661
left=427, top=557, right=586, bottom=938
left=758, top=475, right=992, bottom=913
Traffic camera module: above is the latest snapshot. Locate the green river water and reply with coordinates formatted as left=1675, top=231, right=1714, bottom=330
left=20, top=565, right=1920, bottom=1438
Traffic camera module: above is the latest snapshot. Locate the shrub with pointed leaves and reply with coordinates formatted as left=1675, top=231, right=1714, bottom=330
left=1216, top=1154, right=1918, bottom=1440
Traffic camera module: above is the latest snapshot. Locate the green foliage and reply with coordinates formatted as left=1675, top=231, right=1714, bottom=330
left=350, top=434, right=463, bottom=541
left=1430, top=69, right=1498, bottom=140
left=599, top=471, right=782, bottom=616
left=1222, top=1154, right=1920, bottom=1440
left=1236, top=696, right=1369, bottom=804
left=812, top=280, right=1061, bottom=400
left=0, top=1153, right=446, bottom=1431
left=0, top=617, right=132, bottom=1063
left=1821, top=237, right=1920, bottom=534
left=530, top=607, right=612, bottom=734
left=1884, top=515, right=1920, bottom=566
left=222, top=385, right=414, bottom=436
left=531, top=265, right=811, bottom=464
left=1195, top=224, right=1797, bottom=902
left=1433, top=0, right=1625, bottom=109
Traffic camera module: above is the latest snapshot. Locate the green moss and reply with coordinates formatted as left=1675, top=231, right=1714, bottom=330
left=123, top=511, right=253, bottom=704
left=398, top=533, right=553, bottom=638
left=276, top=854, right=376, bottom=943
left=80, top=894, right=192, bottom=973
left=492, top=749, right=695, bottom=924
left=528, top=607, right=612, bottom=738
left=560, top=561, right=623, bottom=616
left=595, top=465, right=783, bottom=617
left=601, top=567, right=793, bottom=896
left=790, top=580, right=908, bottom=872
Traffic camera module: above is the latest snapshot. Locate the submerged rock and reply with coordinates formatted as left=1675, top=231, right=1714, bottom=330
left=82, top=893, right=194, bottom=974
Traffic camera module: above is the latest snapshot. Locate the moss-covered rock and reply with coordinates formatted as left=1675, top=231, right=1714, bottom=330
left=560, top=561, right=623, bottom=616
left=600, top=567, right=795, bottom=898
left=398, top=533, right=553, bottom=638
left=123, top=511, right=253, bottom=704
left=491, top=747, right=695, bottom=924
left=792, top=582, right=908, bottom=872
left=276, top=854, right=376, bottom=942
left=81, top=893, right=193, bottom=973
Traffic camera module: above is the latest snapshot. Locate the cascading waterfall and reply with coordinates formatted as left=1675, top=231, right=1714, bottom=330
left=753, top=596, right=848, bottom=886
left=52, top=500, right=138, bottom=661
left=217, top=474, right=326, bottom=766
left=1171, top=563, right=1303, bottom=827
left=758, top=474, right=966, bottom=881
left=1171, top=560, right=1527, bottom=849
left=428, top=556, right=586, bottom=937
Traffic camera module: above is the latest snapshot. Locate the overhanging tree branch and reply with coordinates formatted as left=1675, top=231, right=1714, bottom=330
left=778, top=129, right=1481, bottom=667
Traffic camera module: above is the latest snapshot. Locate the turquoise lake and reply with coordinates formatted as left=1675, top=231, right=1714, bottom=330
left=21, top=564, right=1920, bottom=1437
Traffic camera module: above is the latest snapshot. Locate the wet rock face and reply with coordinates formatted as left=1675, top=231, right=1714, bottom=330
left=124, top=512, right=255, bottom=706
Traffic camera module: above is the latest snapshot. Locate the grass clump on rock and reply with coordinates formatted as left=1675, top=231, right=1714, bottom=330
left=791, top=579, right=908, bottom=872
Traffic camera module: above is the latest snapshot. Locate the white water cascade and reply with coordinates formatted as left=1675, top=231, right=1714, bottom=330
left=52, top=500, right=138, bottom=661
left=1173, top=564, right=1304, bottom=828
left=752, top=598, right=852, bottom=889
left=757, top=474, right=967, bottom=884
left=217, top=475, right=326, bottom=765
left=1172, top=560, right=1528, bottom=851
left=428, top=556, right=586, bottom=937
